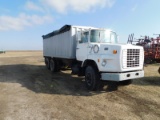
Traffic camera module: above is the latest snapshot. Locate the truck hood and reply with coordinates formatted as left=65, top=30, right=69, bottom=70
left=88, top=43, right=144, bottom=72
left=90, top=43, right=143, bottom=55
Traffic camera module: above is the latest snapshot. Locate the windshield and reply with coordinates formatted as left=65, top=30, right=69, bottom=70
left=90, top=30, right=118, bottom=43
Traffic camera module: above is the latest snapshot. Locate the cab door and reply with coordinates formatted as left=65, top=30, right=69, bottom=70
left=76, top=31, right=89, bottom=61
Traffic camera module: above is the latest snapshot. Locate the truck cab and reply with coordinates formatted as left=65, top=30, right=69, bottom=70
left=76, top=29, right=144, bottom=90
left=76, top=29, right=118, bottom=61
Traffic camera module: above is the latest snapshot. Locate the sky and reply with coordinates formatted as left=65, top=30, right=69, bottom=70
left=0, top=0, right=160, bottom=50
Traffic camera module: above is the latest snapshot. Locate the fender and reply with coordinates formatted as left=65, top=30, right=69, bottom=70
left=82, top=59, right=99, bottom=71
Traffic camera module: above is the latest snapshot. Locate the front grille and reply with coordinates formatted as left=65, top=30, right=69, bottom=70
left=127, top=49, right=140, bottom=67
left=123, top=49, right=141, bottom=68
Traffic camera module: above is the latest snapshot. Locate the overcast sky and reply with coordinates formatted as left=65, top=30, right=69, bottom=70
left=0, top=0, right=160, bottom=50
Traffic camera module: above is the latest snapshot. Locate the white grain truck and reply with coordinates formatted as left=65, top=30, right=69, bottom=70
left=42, top=25, right=144, bottom=90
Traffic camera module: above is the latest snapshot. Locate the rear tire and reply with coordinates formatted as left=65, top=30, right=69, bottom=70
left=50, top=59, right=60, bottom=72
left=45, top=58, right=50, bottom=70
left=50, top=59, right=56, bottom=72
left=85, top=66, right=101, bottom=91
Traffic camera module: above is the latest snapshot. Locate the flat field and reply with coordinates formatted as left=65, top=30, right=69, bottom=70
left=0, top=51, right=160, bottom=120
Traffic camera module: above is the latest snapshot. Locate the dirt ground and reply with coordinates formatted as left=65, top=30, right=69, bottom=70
left=0, top=51, right=160, bottom=120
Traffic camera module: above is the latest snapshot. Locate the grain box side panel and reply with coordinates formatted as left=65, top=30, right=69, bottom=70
left=43, top=38, right=51, bottom=57
left=43, top=29, right=76, bottom=59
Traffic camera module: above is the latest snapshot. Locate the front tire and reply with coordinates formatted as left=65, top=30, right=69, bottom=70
left=85, top=66, right=101, bottom=91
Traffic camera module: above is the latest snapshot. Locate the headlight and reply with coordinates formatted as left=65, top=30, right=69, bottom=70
left=101, top=59, right=107, bottom=66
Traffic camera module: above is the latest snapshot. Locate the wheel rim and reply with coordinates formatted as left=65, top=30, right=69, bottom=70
left=86, top=72, right=92, bottom=86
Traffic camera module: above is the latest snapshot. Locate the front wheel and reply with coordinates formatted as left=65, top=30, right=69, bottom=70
left=85, top=66, right=101, bottom=91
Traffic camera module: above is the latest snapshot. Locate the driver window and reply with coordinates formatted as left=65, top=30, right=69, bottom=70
left=110, top=32, right=117, bottom=43
left=80, top=32, right=89, bottom=43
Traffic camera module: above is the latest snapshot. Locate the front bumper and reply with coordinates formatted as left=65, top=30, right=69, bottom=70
left=101, top=70, right=144, bottom=81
